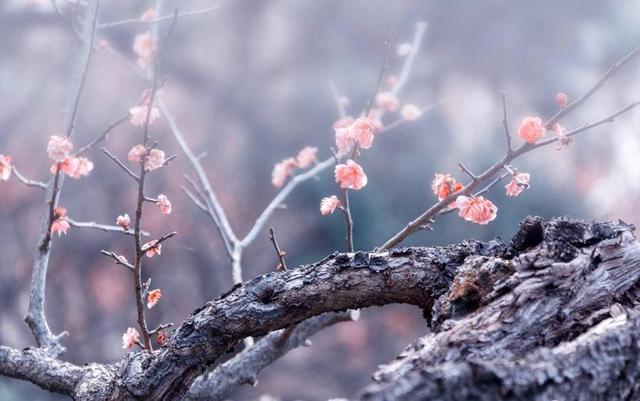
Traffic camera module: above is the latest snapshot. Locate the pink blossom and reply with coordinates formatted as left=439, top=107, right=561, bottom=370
left=347, top=117, right=376, bottom=149
left=333, top=116, right=355, bottom=129
left=386, top=75, right=399, bottom=87
left=296, top=146, right=318, bottom=169
left=456, top=196, right=498, bottom=225
left=47, top=135, right=73, bottom=162
left=51, top=207, right=70, bottom=236
left=334, top=127, right=352, bottom=154
left=97, top=39, right=110, bottom=50
left=139, top=7, right=156, bottom=21
left=271, top=157, right=298, bottom=188
left=133, top=31, right=157, bottom=69
left=335, top=159, right=368, bottom=190
left=156, top=194, right=172, bottom=215
left=52, top=157, right=94, bottom=179
left=505, top=172, right=530, bottom=197
left=129, top=105, right=160, bottom=127
left=142, top=240, right=162, bottom=258
left=116, top=214, right=130, bottom=230
left=518, top=117, right=545, bottom=144
left=0, top=155, right=12, bottom=181
left=146, top=289, right=162, bottom=309
left=401, top=104, right=423, bottom=121
left=156, top=331, right=168, bottom=346
left=431, top=173, right=463, bottom=202
left=375, top=92, right=399, bottom=112
left=320, top=195, right=341, bottom=215
left=556, top=92, right=568, bottom=109
left=128, top=145, right=147, bottom=163
left=144, top=149, right=165, bottom=171
left=122, top=327, right=139, bottom=349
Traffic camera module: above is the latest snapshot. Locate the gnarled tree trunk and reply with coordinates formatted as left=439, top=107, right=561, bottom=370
left=3, top=216, right=639, bottom=401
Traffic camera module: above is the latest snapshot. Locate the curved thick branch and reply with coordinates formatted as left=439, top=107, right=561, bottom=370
left=0, top=346, right=83, bottom=396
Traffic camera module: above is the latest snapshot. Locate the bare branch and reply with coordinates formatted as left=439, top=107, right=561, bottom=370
left=98, top=6, right=219, bottom=29
left=100, top=147, right=140, bottom=181
left=67, top=218, right=143, bottom=236
left=268, top=227, right=287, bottom=271
left=100, top=250, right=134, bottom=271
left=185, top=312, right=357, bottom=401
left=72, top=112, right=129, bottom=156
left=11, top=166, right=47, bottom=189
left=364, top=29, right=395, bottom=116
left=0, top=345, right=84, bottom=396
left=501, top=91, right=512, bottom=153
left=457, top=162, right=479, bottom=181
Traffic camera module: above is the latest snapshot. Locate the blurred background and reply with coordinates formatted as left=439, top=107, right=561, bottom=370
left=1, top=0, right=640, bottom=399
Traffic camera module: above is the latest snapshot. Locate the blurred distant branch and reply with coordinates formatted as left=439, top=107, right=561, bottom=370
left=391, top=22, right=427, bottom=97
left=25, top=0, right=101, bottom=357
left=98, top=6, right=219, bottom=29
left=501, top=92, right=513, bottom=154
left=380, top=44, right=640, bottom=250
left=185, top=311, right=358, bottom=401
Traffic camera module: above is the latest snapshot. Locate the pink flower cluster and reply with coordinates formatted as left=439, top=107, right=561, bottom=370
left=133, top=31, right=157, bottom=70
left=505, top=172, right=530, bottom=197
left=128, top=145, right=166, bottom=171
left=456, top=196, right=498, bottom=225
left=147, top=288, right=162, bottom=309
left=0, top=155, right=12, bottom=181
left=518, top=117, right=545, bottom=144
left=335, top=159, right=368, bottom=190
left=47, top=136, right=94, bottom=179
left=271, top=146, right=318, bottom=188
left=334, top=117, right=378, bottom=153
left=142, top=240, right=161, bottom=258
left=129, top=105, right=160, bottom=127
left=320, top=195, right=341, bottom=215
left=51, top=207, right=70, bottom=236
left=156, top=194, right=172, bottom=215
left=122, top=327, right=139, bottom=349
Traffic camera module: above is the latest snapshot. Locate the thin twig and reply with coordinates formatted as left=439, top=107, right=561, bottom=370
left=457, top=163, right=478, bottom=181
left=73, top=113, right=129, bottom=156
left=268, top=228, right=287, bottom=271
left=364, top=30, right=395, bottom=117
left=67, top=218, right=144, bottom=236
left=501, top=91, right=512, bottom=154
left=100, top=250, right=135, bottom=271
left=329, top=82, right=347, bottom=118
left=391, top=22, right=428, bottom=97
left=11, top=167, right=47, bottom=189
left=342, top=189, right=354, bottom=252
left=98, top=6, right=219, bottom=29
left=100, top=147, right=140, bottom=181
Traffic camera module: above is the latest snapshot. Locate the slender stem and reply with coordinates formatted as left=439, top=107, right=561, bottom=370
left=342, top=189, right=354, bottom=252
left=98, top=6, right=219, bottom=29
left=73, top=113, right=129, bottom=156
left=100, top=147, right=140, bottom=181
left=391, top=22, right=428, bottom=97
left=501, top=91, right=512, bottom=154
left=363, top=30, right=395, bottom=117
left=268, top=228, right=287, bottom=271
left=11, top=167, right=47, bottom=189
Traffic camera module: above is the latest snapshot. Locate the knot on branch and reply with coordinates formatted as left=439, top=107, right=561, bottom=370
left=431, top=256, right=513, bottom=330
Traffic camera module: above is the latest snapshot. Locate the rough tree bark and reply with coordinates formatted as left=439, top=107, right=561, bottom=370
left=2, top=216, right=640, bottom=400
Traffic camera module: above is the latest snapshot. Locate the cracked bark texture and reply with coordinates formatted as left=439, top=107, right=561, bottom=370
left=3, top=216, right=640, bottom=401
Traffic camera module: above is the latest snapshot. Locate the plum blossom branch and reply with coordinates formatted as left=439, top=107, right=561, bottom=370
left=100, top=250, right=135, bottom=271
left=98, top=6, right=219, bottom=29
left=380, top=45, right=640, bottom=250
left=25, top=0, right=101, bottom=356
